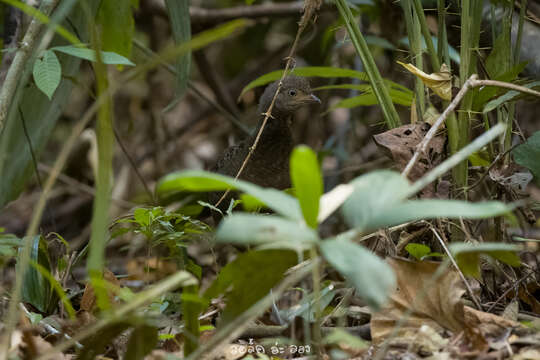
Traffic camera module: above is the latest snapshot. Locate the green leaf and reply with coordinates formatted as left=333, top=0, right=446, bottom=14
left=317, top=84, right=413, bottom=108
left=51, top=45, right=135, bottom=65
left=449, top=242, right=522, bottom=279
left=483, top=81, right=540, bottom=113
left=320, top=237, right=395, bottom=309
left=512, top=131, right=540, bottom=186
left=32, top=50, right=61, bottom=99
left=20, top=236, right=57, bottom=314
left=156, top=170, right=302, bottom=221
left=372, top=200, right=513, bottom=230
left=342, top=171, right=513, bottom=232
left=239, top=66, right=369, bottom=98
left=405, top=243, right=431, bottom=260
left=96, top=0, right=136, bottom=58
left=203, top=250, right=298, bottom=324
left=216, top=214, right=319, bottom=249
left=341, top=171, right=410, bottom=231
left=165, top=0, right=191, bottom=99
left=290, top=146, right=323, bottom=228
left=125, top=324, right=158, bottom=360
left=334, top=0, right=401, bottom=128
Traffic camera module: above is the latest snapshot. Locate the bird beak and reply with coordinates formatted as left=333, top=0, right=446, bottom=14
left=309, top=94, right=321, bottom=104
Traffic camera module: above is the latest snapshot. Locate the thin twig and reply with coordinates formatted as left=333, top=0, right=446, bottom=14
left=406, top=122, right=506, bottom=197
left=431, top=226, right=483, bottom=310
left=486, top=270, right=534, bottom=313
left=402, top=75, right=540, bottom=179
left=402, top=74, right=478, bottom=178
left=113, top=127, right=155, bottom=204
left=132, top=38, right=249, bottom=135
left=213, top=17, right=314, bottom=208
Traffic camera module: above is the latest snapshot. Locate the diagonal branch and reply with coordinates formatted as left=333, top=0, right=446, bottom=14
left=402, top=75, right=540, bottom=179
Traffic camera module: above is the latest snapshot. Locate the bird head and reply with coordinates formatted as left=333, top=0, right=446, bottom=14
left=258, top=75, right=321, bottom=116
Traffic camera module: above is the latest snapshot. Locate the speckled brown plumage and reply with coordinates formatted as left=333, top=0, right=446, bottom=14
left=209, top=75, right=320, bottom=212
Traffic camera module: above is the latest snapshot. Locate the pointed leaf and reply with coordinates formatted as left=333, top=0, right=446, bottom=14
left=51, top=45, right=135, bottom=65
left=216, top=214, right=319, bottom=249
left=33, top=50, right=61, bottom=99
left=156, top=170, right=302, bottom=221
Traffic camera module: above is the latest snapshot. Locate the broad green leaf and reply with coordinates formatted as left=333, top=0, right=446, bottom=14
left=96, top=0, right=136, bottom=58
left=125, top=324, right=158, bottom=360
left=165, top=0, right=191, bottom=99
left=405, top=243, right=431, bottom=260
left=216, top=214, right=319, bottom=249
left=512, top=131, right=540, bottom=186
left=20, top=236, right=57, bottom=314
left=369, top=199, right=513, bottom=230
left=156, top=170, right=302, bottom=221
left=483, top=81, right=540, bottom=113
left=320, top=237, right=395, bottom=309
left=290, top=146, right=323, bottom=228
left=32, top=50, right=61, bottom=99
left=341, top=171, right=411, bottom=230
left=342, top=171, right=512, bottom=232
left=51, top=45, right=135, bottom=65
left=203, top=249, right=298, bottom=324
left=449, top=242, right=522, bottom=279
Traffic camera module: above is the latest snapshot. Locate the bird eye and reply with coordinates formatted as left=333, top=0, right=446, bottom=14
left=288, top=89, right=297, bottom=96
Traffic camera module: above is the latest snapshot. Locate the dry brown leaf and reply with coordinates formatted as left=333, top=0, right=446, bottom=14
left=464, top=306, right=523, bottom=341
left=371, top=258, right=466, bottom=346
left=373, top=122, right=445, bottom=196
left=80, top=268, right=121, bottom=312
left=398, top=62, right=452, bottom=100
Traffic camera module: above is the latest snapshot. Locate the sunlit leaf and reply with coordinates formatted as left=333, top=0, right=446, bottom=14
left=290, top=146, right=323, bottom=228
left=398, top=62, right=452, bottom=100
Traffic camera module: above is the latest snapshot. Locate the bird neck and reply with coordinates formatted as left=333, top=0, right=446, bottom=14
left=253, top=113, right=292, bottom=142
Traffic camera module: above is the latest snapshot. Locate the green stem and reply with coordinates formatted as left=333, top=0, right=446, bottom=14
left=334, top=0, right=401, bottom=128
left=411, top=0, right=440, bottom=71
